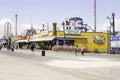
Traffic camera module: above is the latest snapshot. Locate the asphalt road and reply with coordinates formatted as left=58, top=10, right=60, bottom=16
left=0, top=49, right=120, bottom=80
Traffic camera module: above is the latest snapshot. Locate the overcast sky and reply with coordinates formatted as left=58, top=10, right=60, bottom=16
left=0, top=0, right=120, bottom=36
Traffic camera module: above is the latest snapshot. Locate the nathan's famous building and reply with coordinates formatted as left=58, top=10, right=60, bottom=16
left=12, top=17, right=109, bottom=53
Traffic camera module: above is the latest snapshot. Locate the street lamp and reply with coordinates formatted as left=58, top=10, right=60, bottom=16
left=106, top=12, right=115, bottom=54
left=62, top=21, right=66, bottom=45
left=106, top=12, right=115, bottom=35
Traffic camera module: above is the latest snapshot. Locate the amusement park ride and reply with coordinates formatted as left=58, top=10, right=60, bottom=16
left=64, top=17, right=94, bottom=33
left=3, top=22, right=12, bottom=49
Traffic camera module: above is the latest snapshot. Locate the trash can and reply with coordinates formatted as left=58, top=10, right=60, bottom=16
left=41, top=50, right=45, bottom=56
left=11, top=48, right=14, bottom=52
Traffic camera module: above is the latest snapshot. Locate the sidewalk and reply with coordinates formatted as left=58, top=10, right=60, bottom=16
left=1, top=48, right=120, bottom=80
left=1, top=48, right=115, bottom=61
left=1, top=48, right=98, bottom=61
left=1, top=48, right=120, bottom=69
left=1, top=48, right=109, bottom=56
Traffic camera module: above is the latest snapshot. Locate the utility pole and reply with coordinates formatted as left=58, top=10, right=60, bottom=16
left=15, top=14, right=18, bottom=36
left=94, top=0, right=96, bottom=32
left=62, top=21, right=66, bottom=45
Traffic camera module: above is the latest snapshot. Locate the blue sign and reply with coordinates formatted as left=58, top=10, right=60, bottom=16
left=111, top=36, right=120, bottom=41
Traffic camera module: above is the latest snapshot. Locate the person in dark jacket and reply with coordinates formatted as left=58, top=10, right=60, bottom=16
left=11, top=44, right=14, bottom=52
left=74, top=45, right=78, bottom=56
left=31, top=44, right=35, bottom=52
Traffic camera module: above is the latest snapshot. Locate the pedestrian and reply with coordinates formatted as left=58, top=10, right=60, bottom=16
left=11, top=44, right=14, bottom=52
left=74, top=45, right=78, bottom=56
left=31, top=43, right=35, bottom=52
left=81, top=46, right=85, bottom=55
left=15, top=43, right=19, bottom=49
left=26, top=44, right=29, bottom=50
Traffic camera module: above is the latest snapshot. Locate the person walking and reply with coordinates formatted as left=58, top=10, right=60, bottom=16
left=74, top=45, right=78, bottom=56
left=31, top=43, right=35, bottom=52
left=81, top=46, right=85, bottom=55
left=11, top=44, right=14, bottom=52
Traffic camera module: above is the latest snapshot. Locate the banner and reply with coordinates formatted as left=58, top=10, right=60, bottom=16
left=40, top=23, right=49, bottom=35
left=111, top=36, right=120, bottom=47
left=65, top=17, right=83, bottom=34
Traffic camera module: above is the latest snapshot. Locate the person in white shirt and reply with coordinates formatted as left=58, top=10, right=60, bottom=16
left=81, top=46, right=85, bottom=55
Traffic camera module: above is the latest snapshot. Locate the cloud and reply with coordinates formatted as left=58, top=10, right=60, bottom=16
left=0, top=18, right=12, bottom=24
left=98, top=18, right=120, bottom=32
left=115, top=19, right=120, bottom=31
left=20, top=23, right=39, bottom=35
left=21, top=23, right=32, bottom=30
left=22, top=23, right=41, bottom=29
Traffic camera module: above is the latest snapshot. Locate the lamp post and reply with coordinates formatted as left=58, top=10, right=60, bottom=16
left=106, top=17, right=112, bottom=54
left=62, top=21, right=66, bottom=45
left=112, top=12, right=115, bottom=36
left=106, top=12, right=115, bottom=35
left=106, top=12, right=115, bottom=54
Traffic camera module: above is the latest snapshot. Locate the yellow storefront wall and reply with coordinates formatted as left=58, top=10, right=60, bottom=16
left=30, top=31, right=109, bottom=53
left=74, top=32, right=109, bottom=53
left=56, top=31, right=109, bottom=53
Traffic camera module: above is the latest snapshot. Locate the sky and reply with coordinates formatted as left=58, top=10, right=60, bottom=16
left=0, top=0, right=120, bottom=37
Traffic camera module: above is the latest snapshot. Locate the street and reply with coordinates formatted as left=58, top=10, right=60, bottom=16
left=0, top=49, right=120, bottom=80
